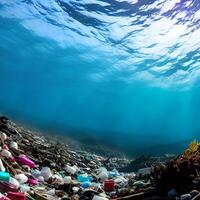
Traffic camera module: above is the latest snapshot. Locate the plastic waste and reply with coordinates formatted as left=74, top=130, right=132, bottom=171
left=27, top=178, right=39, bottom=186
left=51, top=174, right=64, bottom=184
left=97, top=167, right=108, bottom=181
left=133, top=180, right=145, bottom=187
left=9, top=177, right=19, bottom=189
left=7, top=192, right=26, bottom=200
left=0, top=193, right=10, bottom=200
left=77, top=174, right=93, bottom=182
left=10, top=141, right=18, bottom=150
left=65, top=165, right=77, bottom=175
left=0, top=133, right=7, bottom=141
left=92, top=195, right=109, bottom=200
left=180, top=194, right=192, bottom=200
left=0, top=159, right=5, bottom=172
left=41, top=167, right=52, bottom=181
left=14, top=174, right=28, bottom=184
left=0, top=181, right=18, bottom=193
left=1, top=149, right=12, bottom=158
left=37, top=176, right=44, bottom=182
left=81, top=181, right=91, bottom=188
left=63, top=176, right=72, bottom=184
left=20, top=184, right=30, bottom=193
left=18, top=155, right=36, bottom=168
left=104, top=180, right=115, bottom=192
left=0, top=172, right=10, bottom=182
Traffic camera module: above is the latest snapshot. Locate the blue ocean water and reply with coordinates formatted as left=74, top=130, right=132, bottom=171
left=0, top=0, right=200, bottom=155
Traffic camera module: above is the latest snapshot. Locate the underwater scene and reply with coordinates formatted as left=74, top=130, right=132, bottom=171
left=0, top=0, right=200, bottom=157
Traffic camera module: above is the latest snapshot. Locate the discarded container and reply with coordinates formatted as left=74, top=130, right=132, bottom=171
left=7, top=192, right=26, bottom=200
left=41, top=167, right=52, bottom=181
left=104, top=180, right=115, bottom=192
left=0, top=172, right=10, bottom=182
left=18, top=155, right=36, bottom=168
left=14, top=174, right=28, bottom=184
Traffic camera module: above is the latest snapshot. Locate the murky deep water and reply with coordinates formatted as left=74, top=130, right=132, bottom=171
left=0, top=0, right=200, bottom=155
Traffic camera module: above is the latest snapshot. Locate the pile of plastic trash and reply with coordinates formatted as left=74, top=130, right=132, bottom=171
left=0, top=116, right=199, bottom=200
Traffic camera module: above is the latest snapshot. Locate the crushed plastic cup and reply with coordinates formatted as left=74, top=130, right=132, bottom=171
left=10, top=141, right=18, bottom=150
left=0, top=172, right=10, bottom=182
left=7, top=192, right=26, bottom=200
left=41, top=167, right=52, bottom=181
left=18, top=155, right=36, bottom=168
left=9, top=177, right=19, bottom=189
left=1, top=149, right=12, bottom=158
left=14, top=174, right=28, bottom=184
left=63, top=176, right=72, bottom=184
left=0, top=159, right=5, bottom=172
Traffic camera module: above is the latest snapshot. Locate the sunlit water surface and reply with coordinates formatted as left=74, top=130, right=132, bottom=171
left=0, top=0, right=200, bottom=155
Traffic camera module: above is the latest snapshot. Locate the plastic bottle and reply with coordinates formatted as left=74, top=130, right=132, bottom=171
left=0, top=172, right=10, bottom=182
left=18, top=155, right=36, bottom=168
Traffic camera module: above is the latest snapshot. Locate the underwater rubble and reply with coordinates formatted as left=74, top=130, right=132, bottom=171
left=0, top=116, right=199, bottom=200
